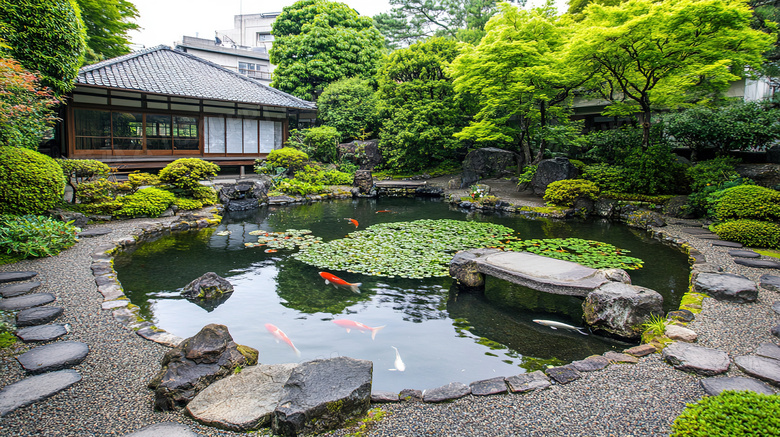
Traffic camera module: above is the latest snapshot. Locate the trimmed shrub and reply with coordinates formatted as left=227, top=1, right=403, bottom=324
left=127, top=171, right=161, bottom=189
left=544, top=179, right=600, bottom=207
left=686, top=156, right=740, bottom=192
left=670, top=390, right=780, bottom=436
left=286, top=127, right=341, bottom=163
left=116, top=187, right=175, bottom=218
left=274, top=179, right=324, bottom=196
left=173, top=197, right=203, bottom=211
left=190, top=186, right=218, bottom=205
left=262, top=147, right=309, bottom=173
left=583, top=164, right=630, bottom=192
left=715, top=185, right=780, bottom=221
left=0, top=214, right=78, bottom=258
left=75, top=179, right=121, bottom=204
left=57, top=158, right=111, bottom=202
left=321, top=169, right=353, bottom=185
left=0, top=146, right=65, bottom=215
left=158, top=158, right=219, bottom=191
left=712, top=219, right=780, bottom=249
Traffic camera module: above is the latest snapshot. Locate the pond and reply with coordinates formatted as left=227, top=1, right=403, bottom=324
left=113, top=197, right=690, bottom=392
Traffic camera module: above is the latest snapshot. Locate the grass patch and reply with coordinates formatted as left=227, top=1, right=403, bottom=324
left=345, top=408, right=388, bottom=437
left=755, top=248, right=780, bottom=259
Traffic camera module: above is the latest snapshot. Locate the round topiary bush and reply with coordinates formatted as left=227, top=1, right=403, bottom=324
left=264, top=147, right=309, bottom=172
left=712, top=219, right=780, bottom=249
left=543, top=179, right=600, bottom=207
left=670, top=390, right=780, bottom=436
left=715, top=185, right=780, bottom=221
left=116, top=187, right=175, bottom=218
left=0, top=146, right=65, bottom=214
left=158, top=158, right=220, bottom=191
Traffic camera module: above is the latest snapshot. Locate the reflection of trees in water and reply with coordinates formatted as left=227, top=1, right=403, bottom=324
left=541, top=218, right=574, bottom=239
left=274, top=259, right=368, bottom=314
left=372, top=279, right=450, bottom=323
left=484, top=278, right=584, bottom=319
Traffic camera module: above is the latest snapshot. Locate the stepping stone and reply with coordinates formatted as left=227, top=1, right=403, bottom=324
left=0, top=369, right=81, bottom=417
left=728, top=250, right=761, bottom=259
left=665, top=324, right=697, bottom=343
left=692, top=272, right=757, bottom=303
left=762, top=275, right=780, bottom=292
left=122, top=422, right=201, bottom=437
left=571, top=355, right=611, bottom=372
left=399, top=389, right=423, bottom=402
left=773, top=301, right=780, bottom=315
left=77, top=228, right=112, bottom=238
left=0, top=281, right=41, bottom=298
left=682, top=227, right=714, bottom=234
left=469, top=377, right=508, bottom=396
left=0, top=293, right=55, bottom=311
left=0, top=271, right=37, bottom=284
left=16, top=306, right=63, bottom=327
left=734, top=356, right=780, bottom=386
left=756, top=343, right=780, bottom=361
left=710, top=240, right=743, bottom=248
left=16, top=341, right=89, bottom=374
left=15, top=324, right=69, bottom=343
left=667, top=309, right=695, bottom=323
left=695, top=234, right=722, bottom=240
left=734, top=258, right=780, bottom=269
left=662, top=342, right=730, bottom=376
left=545, top=365, right=581, bottom=384
left=422, top=382, right=471, bottom=403
left=603, top=351, right=638, bottom=364
left=700, top=376, right=775, bottom=396
left=371, top=391, right=399, bottom=403
left=506, top=371, right=551, bottom=393
left=624, top=344, right=657, bottom=357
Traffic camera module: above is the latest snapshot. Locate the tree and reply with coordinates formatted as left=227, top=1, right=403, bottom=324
left=376, top=37, right=472, bottom=171
left=567, top=0, right=774, bottom=149
left=0, top=0, right=86, bottom=95
left=317, top=77, right=379, bottom=142
left=450, top=2, right=586, bottom=164
left=270, top=0, right=385, bottom=101
left=75, top=0, right=140, bottom=64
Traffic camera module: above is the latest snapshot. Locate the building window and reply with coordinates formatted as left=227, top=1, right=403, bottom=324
left=238, top=62, right=271, bottom=80
left=204, top=116, right=282, bottom=154
left=74, top=109, right=110, bottom=150
left=256, top=33, right=273, bottom=42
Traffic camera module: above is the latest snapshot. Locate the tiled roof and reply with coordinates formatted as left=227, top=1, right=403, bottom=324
left=78, top=45, right=315, bottom=110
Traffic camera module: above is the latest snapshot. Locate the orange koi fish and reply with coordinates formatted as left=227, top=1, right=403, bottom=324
left=319, top=271, right=362, bottom=294
left=265, top=323, right=301, bottom=357
left=376, top=210, right=392, bottom=213
left=346, top=218, right=359, bottom=228
left=332, top=319, right=386, bottom=340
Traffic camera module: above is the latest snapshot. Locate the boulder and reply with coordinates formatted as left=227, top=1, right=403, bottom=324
left=665, top=324, right=697, bottom=343
left=187, top=363, right=298, bottom=431
left=352, top=170, right=375, bottom=195
left=218, top=177, right=273, bottom=212
left=337, top=140, right=382, bottom=170
left=148, top=324, right=257, bottom=411
left=449, top=248, right=501, bottom=289
left=593, top=198, right=619, bottom=218
left=48, top=209, right=89, bottom=228
left=692, top=272, right=758, bottom=303
left=181, top=272, right=234, bottom=301
left=461, top=147, right=522, bottom=187
left=272, top=357, right=372, bottom=437
left=530, top=158, right=580, bottom=196
left=662, top=342, right=730, bottom=376
left=735, top=163, right=780, bottom=188
left=583, top=282, right=664, bottom=339
left=662, top=196, right=695, bottom=219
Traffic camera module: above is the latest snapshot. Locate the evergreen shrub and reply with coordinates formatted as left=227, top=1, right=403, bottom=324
left=0, top=146, right=65, bottom=215
left=686, top=156, right=740, bottom=192
left=173, top=197, right=203, bottom=211
left=261, top=147, right=309, bottom=173
left=286, top=127, right=341, bottom=163
left=712, top=219, right=780, bottom=249
left=670, top=390, right=780, bottom=436
left=127, top=171, right=161, bottom=188
left=158, top=158, right=219, bottom=191
left=544, top=179, right=600, bottom=207
left=0, top=214, right=78, bottom=258
left=116, top=187, right=175, bottom=218
left=715, top=185, right=780, bottom=221
left=583, top=164, right=630, bottom=192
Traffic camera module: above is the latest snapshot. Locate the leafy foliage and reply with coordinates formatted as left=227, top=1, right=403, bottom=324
left=285, top=127, right=340, bottom=163
left=670, top=390, right=780, bottom=436
left=270, top=0, right=385, bottom=100
left=74, top=0, right=139, bottom=63
left=294, top=219, right=516, bottom=278
left=619, top=143, right=689, bottom=195
left=715, top=185, right=780, bottom=221
left=173, top=197, right=203, bottom=211
left=0, top=57, right=61, bottom=149
left=0, top=146, right=65, bottom=215
left=685, top=157, right=740, bottom=192
left=377, top=37, right=470, bottom=171
left=501, top=238, right=644, bottom=270
left=579, top=126, right=642, bottom=164
left=57, top=158, right=111, bottom=202
left=158, top=158, right=219, bottom=192
left=274, top=179, right=325, bottom=196
left=713, top=219, right=780, bottom=248
left=258, top=147, right=310, bottom=177
left=127, top=171, right=161, bottom=189
left=116, top=187, right=175, bottom=218
left=317, top=77, right=379, bottom=142
left=0, top=0, right=86, bottom=95
left=0, top=214, right=78, bottom=258
left=582, top=164, right=630, bottom=192
left=543, top=179, right=600, bottom=207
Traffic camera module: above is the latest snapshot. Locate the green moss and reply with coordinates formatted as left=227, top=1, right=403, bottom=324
left=679, top=292, right=706, bottom=314
left=327, top=399, right=344, bottom=413
left=237, top=344, right=259, bottom=365
left=755, top=249, right=780, bottom=259
left=344, top=408, right=387, bottom=437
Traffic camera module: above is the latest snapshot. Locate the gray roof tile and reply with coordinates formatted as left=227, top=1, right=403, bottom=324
left=78, top=45, right=315, bottom=110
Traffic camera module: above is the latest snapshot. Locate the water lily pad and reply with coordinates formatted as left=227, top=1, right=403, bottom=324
left=500, top=238, right=643, bottom=270
left=244, top=229, right=321, bottom=251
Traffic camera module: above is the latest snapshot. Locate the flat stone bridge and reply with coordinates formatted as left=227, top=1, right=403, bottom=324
left=450, top=248, right=630, bottom=297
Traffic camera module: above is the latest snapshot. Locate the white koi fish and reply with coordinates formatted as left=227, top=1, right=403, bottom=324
left=533, top=319, right=589, bottom=335
left=389, top=346, right=406, bottom=372
left=332, top=319, right=386, bottom=340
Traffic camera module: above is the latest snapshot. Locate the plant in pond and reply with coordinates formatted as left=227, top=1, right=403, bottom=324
left=294, top=219, right=517, bottom=278
left=500, top=238, right=644, bottom=270
left=244, top=229, right=322, bottom=250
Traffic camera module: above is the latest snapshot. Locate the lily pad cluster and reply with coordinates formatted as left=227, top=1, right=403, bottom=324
left=244, top=229, right=323, bottom=250
left=500, top=238, right=644, bottom=270
left=294, top=219, right=516, bottom=279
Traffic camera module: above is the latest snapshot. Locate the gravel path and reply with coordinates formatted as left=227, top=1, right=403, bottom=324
left=0, top=194, right=778, bottom=436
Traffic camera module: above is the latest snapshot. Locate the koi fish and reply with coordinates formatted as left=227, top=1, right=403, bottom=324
left=346, top=218, right=359, bottom=228
left=264, top=248, right=278, bottom=253
left=332, top=319, right=386, bottom=340
left=389, top=346, right=406, bottom=372
left=376, top=210, right=392, bottom=213
left=265, top=323, right=301, bottom=357
left=533, top=319, right=589, bottom=336
left=319, top=272, right=362, bottom=294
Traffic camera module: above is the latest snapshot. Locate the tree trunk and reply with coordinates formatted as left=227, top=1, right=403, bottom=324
left=638, top=110, right=651, bottom=150
left=518, top=116, right=532, bottom=165
left=534, top=101, right=547, bottom=164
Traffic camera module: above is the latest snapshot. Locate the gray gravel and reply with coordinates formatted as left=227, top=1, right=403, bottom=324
left=1, top=215, right=778, bottom=436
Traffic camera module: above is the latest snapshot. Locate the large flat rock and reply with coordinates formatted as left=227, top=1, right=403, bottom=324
left=761, top=275, right=780, bottom=292
left=662, top=342, right=730, bottom=376
left=122, top=422, right=201, bottom=437
left=0, top=369, right=81, bottom=417
left=506, top=371, right=551, bottom=393
left=0, top=293, right=55, bottom=311
left=735, top=258, right=780, bottom=269
left=187, top=363, right=297, bottom=431
left=423, top=382, right=471, bottom=402
left=0, top=281, right=41, bottom=298
left=469, top=377, right=507, bottom=396
left=15, top=324, right=69, bottom=343
left=700, top=376, right=775, bottom=396
left=734, top=355, right=780, bottom=386
left=756, top=343, right=780, bottom=361
left=692, top=272, right=758, bottom=303
left=17, top=341, right=89, bottom=374
left=710, top=240, right=743, bottom=248
left=77, top=228, right=112, bottom=238
left=16, top=306, right=63, bottom=327
left=0, top=271, right=37, bottom=284
left=476, top=251, right=619, bottom=297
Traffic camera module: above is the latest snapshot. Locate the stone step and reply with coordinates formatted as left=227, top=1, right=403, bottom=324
left=728, top=250, right=761, bottom=259
left=662, top=342, right=730, bottom=376
left=734, top=258, right=780, bottom=269
left=0, top=369, right=81, bottom=417
left=0, top=281, right=41, bottom=298
left=0, top=293, right=56, bottom=311
left=694, top=234, right=721, bottom=240
left=710, top=240, right=743, bottom=248
left=16, top=306, right=64, bottom=327
left=681, top=227, right=714, bottom=234
left=761, top=275, right=780, bottom=292
left=122, top=422, right=201, bottom=437
left=77, top=228, right=113, bottom=238
left=17, top=341, right=89, bottom=374
left=0, top=271, right=37, bottom=284
left=734, top=355, right=780, bottom=386
left=700, top=376, right=774, bottom=396
left=15, top=324, right=69, bottom=343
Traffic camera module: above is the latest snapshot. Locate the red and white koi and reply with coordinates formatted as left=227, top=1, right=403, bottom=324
left=265, top=323, right=301, bottom=357
left=346, top=218, right=359, bottom=228
left=319, top=272, right=361, bottom=294
left=332, top=319, right=386, bottom=340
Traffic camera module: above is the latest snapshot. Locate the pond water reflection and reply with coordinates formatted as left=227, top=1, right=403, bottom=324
left=113, top=197, right=689, bottom=391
